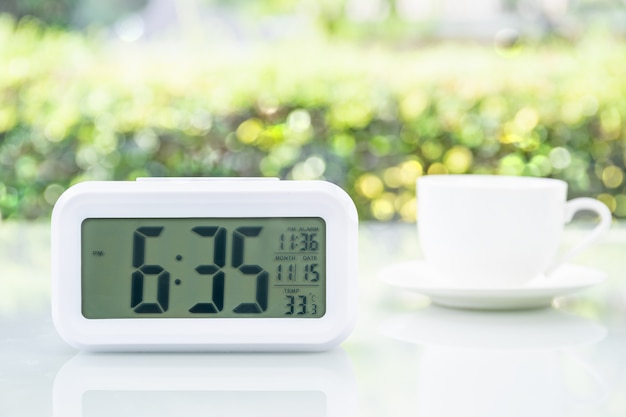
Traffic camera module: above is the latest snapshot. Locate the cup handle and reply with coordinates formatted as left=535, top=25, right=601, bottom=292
left=546, top=198, right=612, bottom=275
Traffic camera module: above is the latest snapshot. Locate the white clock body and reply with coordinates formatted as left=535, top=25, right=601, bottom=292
left=51, top=178, right=358, bottom=351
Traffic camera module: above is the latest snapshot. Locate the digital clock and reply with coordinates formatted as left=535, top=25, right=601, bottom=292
left=51, top=178, right=358, bottom=351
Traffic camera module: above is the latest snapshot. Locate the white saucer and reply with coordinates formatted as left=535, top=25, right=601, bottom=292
left=380, top=261, right=606, bottom=310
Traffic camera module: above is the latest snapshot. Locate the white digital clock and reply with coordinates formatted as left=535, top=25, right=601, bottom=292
left=51, top=178, right=358, bottom=351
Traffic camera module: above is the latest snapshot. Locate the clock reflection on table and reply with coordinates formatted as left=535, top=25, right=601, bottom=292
left=53, top=349, right=357, bottom=417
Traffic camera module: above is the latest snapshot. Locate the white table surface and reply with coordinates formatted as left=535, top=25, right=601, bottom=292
left=1, top=221, right=625, bottom=417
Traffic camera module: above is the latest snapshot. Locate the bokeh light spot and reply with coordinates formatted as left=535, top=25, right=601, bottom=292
left=459, top=123, right=484, bottom=148
left=561, top=100, right=583, bottom=125
left=236, top=118, right=264, bottom=144
left=400, top=160, right=424, bottom=185
left=329, top=101, right=373, bottom=129
left=383, top=167, right=403, bottom=188
left=514, top=107, right=539, bottom=133
left=331, top=133, right=356, bottom=157
left=0, top=107, right=17, bottom=133
left=15, top=156, right=38, bottom=181
left=601, top=165, right=624, bottom=189
left=287, top=109, right=311, bottom=133
left=44, top=184, right=65, bottom=206
left=93, top=132, right=119, bottom=155
left=134, top=130, right=160, bottom=153
left=369, top=135, right=392, bottom=156
left=75, top=147, right=99, bottom=170
left=114, top=14, right=144, bottom=43
left=421, top=140, right=443, bottom=161
left=592, top=142, right=611, bottom=161
left=580, top=95, right=599, bottom=117
left=499, top=133, right=521, bottom=145
left=494, top=28, right=522, bottom=57
left=291, top=156, right=326, bottom=180
left=356, top=174, right=384, bottom=199
left=371, top=195, right=395, bottom=221
left=258, top=96, right=279, bottom=115
left=399, top=197, right=417, bottom=222
left=400, top=91, right=429, bottom=121
left=427, top=163, right=448, bottom=175
left=498, top=154, right=525, bottom=176
left=597, top=193, right=617, bottom=213
left=549, top=147, right=572, bottom=170
left=600, top=108, right=621, bottom=138
left=443, top=146, right=473, bottom=174
left=480, top=96, right=508, bottom=120
left=189, top=110, right=213, bottom=133
left=529, top=155, right=552, bottom=176
left=44, top=120, right=67, bottom=143
left=614, top=195, right=626, bottom=217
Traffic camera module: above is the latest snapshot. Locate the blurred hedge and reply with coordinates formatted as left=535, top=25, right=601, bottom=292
left=1, top=15, right=626, bottom=221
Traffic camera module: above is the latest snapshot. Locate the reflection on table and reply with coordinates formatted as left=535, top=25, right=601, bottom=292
left=54, top=350, right=356, bottom=417
left=2, top=222, right=626, bottom=417
left=383, top=307, right=608, bottom=416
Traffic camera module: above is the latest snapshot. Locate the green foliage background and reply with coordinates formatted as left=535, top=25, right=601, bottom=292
left=1, top=15, right=625, bottom=221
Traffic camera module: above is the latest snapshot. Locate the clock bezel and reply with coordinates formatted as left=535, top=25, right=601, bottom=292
left=51, top=179, right=358, bottom=351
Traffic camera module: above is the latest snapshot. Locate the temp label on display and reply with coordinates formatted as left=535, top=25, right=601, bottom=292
left=80, top=218, right=326, bottom=319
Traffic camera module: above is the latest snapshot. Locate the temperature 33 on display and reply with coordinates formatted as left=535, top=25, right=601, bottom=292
left=51, top=178, right=358, bottom=351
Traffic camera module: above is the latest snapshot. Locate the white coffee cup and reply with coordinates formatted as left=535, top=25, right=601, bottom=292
left=417, top=175, right=611, bottom=288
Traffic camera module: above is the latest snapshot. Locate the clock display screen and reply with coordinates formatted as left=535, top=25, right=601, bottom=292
left=81, top=218, right=326, bottom=319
